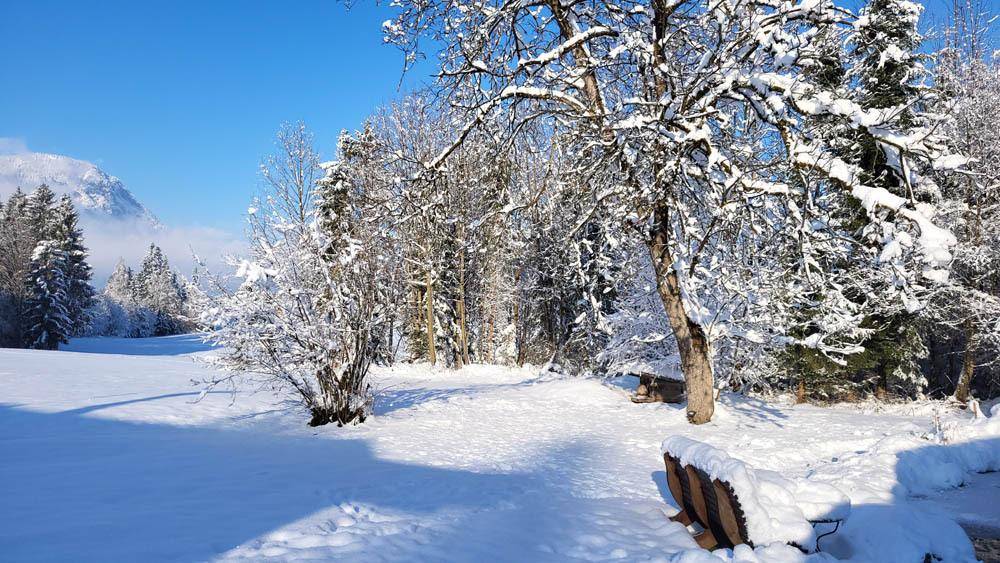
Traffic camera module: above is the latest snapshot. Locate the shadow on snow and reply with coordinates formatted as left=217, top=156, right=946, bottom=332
left=62, top=334, right=217, bottom=356
left=0, top=401, right=662, bottom=562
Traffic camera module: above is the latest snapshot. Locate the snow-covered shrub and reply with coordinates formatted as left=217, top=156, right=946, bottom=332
left=205, top=124, right=389, bottom=427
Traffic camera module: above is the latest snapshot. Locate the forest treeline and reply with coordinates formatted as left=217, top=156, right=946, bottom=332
left=205, top=0, right=1000, bottom=426
left=0, top=186, right=203, bottom=348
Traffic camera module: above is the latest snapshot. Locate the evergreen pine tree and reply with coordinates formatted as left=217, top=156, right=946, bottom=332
left=105, top=259, right=137, bottom=304
left=0, top=196, right=9, bottom=345
left=313, top=162, right=353, bottom=262
left=52, top=196, right=96, bottom=335
left=846, top=0, right=930, bottom=394
left=97, top=259, right=139, bottom=336
left=781, top=0, right=933, bottom=399
left=26, top=184, right=57, bottom=241
left=1, top=189, right=46, bottom=346
left=24, top=240, right=72, bottom=350
left=136, top=244, right=186, bottom=335
left=1, top=191, right=26, bottom=344
left=0, top=188, right=34, bottom=294
left=851, top=0, right=926, bottom=196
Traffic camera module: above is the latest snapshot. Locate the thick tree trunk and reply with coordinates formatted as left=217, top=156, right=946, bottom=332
left=425, top=270, right=437, bottom=366
left=647, top=209, right=715, bottom=424
left=954, top=319, right=976, bottom=403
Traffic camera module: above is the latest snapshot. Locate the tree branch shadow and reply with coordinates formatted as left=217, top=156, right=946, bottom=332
left=59, top=391, right=230, bottom=415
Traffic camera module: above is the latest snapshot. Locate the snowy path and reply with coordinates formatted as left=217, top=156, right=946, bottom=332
left=1, top=337, right=997, bottom=562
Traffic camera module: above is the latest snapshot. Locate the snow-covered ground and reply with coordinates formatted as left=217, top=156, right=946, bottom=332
left=1, top=336, right=998, bottom=562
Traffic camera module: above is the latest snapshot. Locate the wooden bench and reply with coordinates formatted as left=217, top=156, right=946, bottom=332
left=632, top=373, right=685, bottom=404
left=661, top=437, right=849, bottom=553
left=663, top=450, right=755, bottom=550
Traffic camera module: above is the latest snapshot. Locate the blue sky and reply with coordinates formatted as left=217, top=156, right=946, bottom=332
left=0, top=1, right=429, bottom=233
left=0, top=0, right=991, bottom=236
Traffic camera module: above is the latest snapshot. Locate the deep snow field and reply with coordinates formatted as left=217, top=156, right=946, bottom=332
left=1, top=335, right=998, bottom=562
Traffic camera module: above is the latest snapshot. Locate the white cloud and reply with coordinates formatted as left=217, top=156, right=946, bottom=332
left=0, top=137, right=29, bottom=155
left=81, top=218, right=247, bottom=287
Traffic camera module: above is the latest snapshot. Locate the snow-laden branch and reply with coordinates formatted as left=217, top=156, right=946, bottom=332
left=790, top=141, right=957, bottom=280
left=499, top=85, right=593, bottom=115
left=517, top=26, right=618, bottom=69
left=750, top=72, right=968, bottom=168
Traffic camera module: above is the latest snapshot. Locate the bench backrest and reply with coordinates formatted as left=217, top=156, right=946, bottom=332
left=663, top=451, right=752, bottom=550
left=661, top=435, right=824, bottom=552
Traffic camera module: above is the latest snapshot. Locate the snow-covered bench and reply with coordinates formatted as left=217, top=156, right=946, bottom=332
left=660, top=436, right=851, bottom=553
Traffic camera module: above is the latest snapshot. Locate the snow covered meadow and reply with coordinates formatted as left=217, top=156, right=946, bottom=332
left=1, top=337, right=997, bottom=562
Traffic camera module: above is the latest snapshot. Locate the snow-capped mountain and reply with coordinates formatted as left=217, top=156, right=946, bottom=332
left=0, top=152, right=161, bottom=228
left=0, top=150, right=243, bottom=286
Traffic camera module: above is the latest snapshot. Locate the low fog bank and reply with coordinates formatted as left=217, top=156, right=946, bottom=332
left=81, top=217, right=246, bottom=287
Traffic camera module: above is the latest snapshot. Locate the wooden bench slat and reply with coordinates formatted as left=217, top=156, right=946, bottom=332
left=666, top=452, right=719, bottom=548
left=695, top=467, right=735, bottom=549
left=682, top=464, right=718, bottom=549
left=663, top=453, right=694, bottom=526
left=713, top=478, right=752, bottom=548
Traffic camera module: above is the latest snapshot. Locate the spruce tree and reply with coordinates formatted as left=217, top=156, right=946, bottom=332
left=0, top=188, right=33, bottom=295
left=1, top=189, right=43, bottom=346
left=0, top=196, right=10, bottom=345
left=851, top=0, right=925, bottom=195
left=98, top=260, right=138, bottom=336
left=136, top=244, right=186, bottom=335
left=105, top=260, right=136, bottom=304
left=26, top=184, right=57, bottom=241
left=52, top=196, right=96, bottom=335
left=782, top=0, right=933, bottom=399
left=24, top=240, right=72, bottom=350
left=848, top=0, right=930, bottom=394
